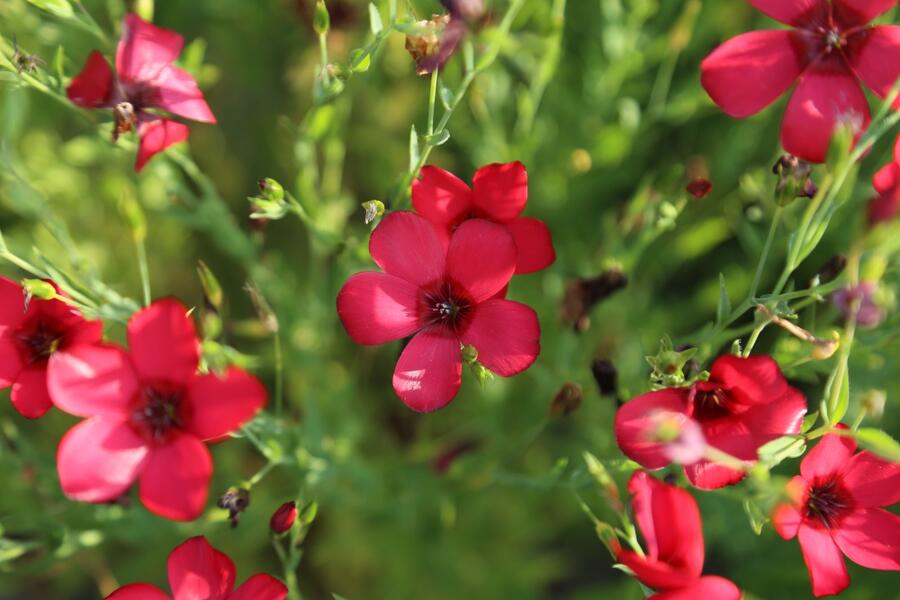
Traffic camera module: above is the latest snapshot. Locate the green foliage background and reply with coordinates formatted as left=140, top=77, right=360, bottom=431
left=0, top=0, right=897, bottom=598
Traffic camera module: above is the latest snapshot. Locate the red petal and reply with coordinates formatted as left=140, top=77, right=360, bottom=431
left=0, top=335, right=24, bottom=388
left=849, top=26, right=900, bottom=109
left=167, top=536, right=235, bottom=600
left=392, top=329, right=461, bottom=412
left=721, top=387, right=807, bottom=449
left=614, top=388, right=690, bottom=469
left=773, top=500, right=804, bottom=540
left=507, top=217, right=555, bottom=274
left=105, top=583, right=171, bottom=600
left=833, top=508, right=900, bottom=570
left=700, top=30, right=804, bottom=118
left=683, top=459, right=746, bottom=489
left=67, top=51, right=114, bottom=108
left=47, top=344, right=139, bottom=418
left=781, top=66, right=871, bottom=163
left=336, top=272, right=421, bottom=345
left=116, top=13, right=183, bottom=83
left=0, top=277, right=25, bottom=333
left=843, top=451, right=900, bottom=507
left=139, top=433, right=212, bottom=521
left=873, top=162, right=899, bottom=195
left=833, top=0, right=898, bottom=27
left=369, top=212, right=445, bottom=287
left=10, top=366, right=52, bottom=419
left=184, top=367, right=267, bottom=441
left=798, top=523, right=850, bottom=597
left=617, top=550, right=699, bottom=591
left=127, top=298, right=200, bottom=387
left=135, top=118, right=190, bottom=172
left=230, top=574, right=289, bottom=600
left=149, top=65, right=216, bottom=123
left=710, top=354, right=792, bottom=406
left=651, top=576, right=742, bottom=600
left=57, top=417, right=149, bottom=502
left=445, top=219, right=516, bottom=302
left=471, top=162, right=528, bottom=222
left=801, top=432, right=856, bottom=481
left=459, top=299, right=539, bottom=376
left=748, top=0, right=827, bottom=26
left=65, top=318, right=104, bottom=348
left=412, top=166, right=472, bottom=225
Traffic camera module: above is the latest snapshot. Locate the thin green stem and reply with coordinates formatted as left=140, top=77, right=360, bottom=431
left=274, top=331, right=284, bottom=416
left=248, top=460, right=278, bottom=487
left=749, top=206, right=782, bottom=299
left=135, top=238, right=151, bottom=307
left=318, top=33, right=330, bottom=85
left=427, top=69, right=438, bottom=136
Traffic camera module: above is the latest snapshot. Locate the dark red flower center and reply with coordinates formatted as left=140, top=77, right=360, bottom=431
left=805, top=478, right=852, bottom=528
left=421, top=281, right=472, bottom=333
left=130, top=384, right=186, bottom=443
left=14, top=318, right=65, bottom=364
left=689, top=385, right=733, bottom=421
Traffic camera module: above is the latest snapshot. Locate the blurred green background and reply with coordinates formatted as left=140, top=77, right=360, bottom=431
left=0, top=0, right=898, bottom=598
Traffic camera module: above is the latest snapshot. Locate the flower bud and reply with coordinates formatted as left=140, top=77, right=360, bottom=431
left=861, top=389, right=886, bottom=419
left=21, top=279, right=57, bottom=301
left=772, top=154, right=816, bottom=204
left=361, top=200, right=385, bottom=225
left=270, top=501, right=298, bottom=534
left=590, top=358, right=618, bottom=397
left=686, top=178, right=712, bottom=199
left=258, top=178, right=285, bottom=202
left=313, top=0, right=330, bottom=35
left=833, top=282, right=885, bottom=329
left=217, top=487, right=250, bottom=528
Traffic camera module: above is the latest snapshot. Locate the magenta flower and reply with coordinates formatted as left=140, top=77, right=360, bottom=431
left=67, top=13, right=216, bottom=171
left=412, top=162, right=556, bottom=274
left=106, top=536, right=287, bottom=600
left=772, top=432, right=900, bottom=597
left=48, top=299, right=266, bottom=521
left=615, top=354, right=807, bottom=489
left=336, top=212, right=540, bottom=411
left=616, top=471, right=741, bottom=599
left=0, top=277, right=102, bottom=419
left=701, top=0, right=900, bottom=163
left=869, top=134, right=900, bottom=224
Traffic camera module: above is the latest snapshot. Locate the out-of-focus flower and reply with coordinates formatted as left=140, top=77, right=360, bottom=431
left=701, top=1, right=900, bottom=163
left=868, top=134, right=900, bottom=225
left=433, top=439, right=481, bottom=474
left=405, top=1, right=485, bottom=76
left=67, top=14, right=216, bottom=171
left=413, top=162, right=555, bottom=274
left=616, top=471, right=741, bottom=599
left=48, top=299, right=266, bottom=521
left=833, top=282, right=885, bottom=328
left=772, top=431, right=900, bottom=597
left=561, top=269, right=627, bottom=332
left=270, top=501, right=298, bottom=534
left=105, top=536, right=287, bottom=599
left=686, top=178, right=712, bottom=199
left=773, top=154, right=818, bottom=201
left=645, top=410, right=708, bottom=465
left=615, top=354, right=807, bottom=489
left=0, top=277, right=101, bottom=419
left=336, top=212, right=540, bottom=411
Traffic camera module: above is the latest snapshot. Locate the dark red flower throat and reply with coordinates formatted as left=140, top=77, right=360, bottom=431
left=420, top=280, right=473, bottom=333
left=805, top=477, right=852, bottom=529
left=130, top=383, right=188, bottom=443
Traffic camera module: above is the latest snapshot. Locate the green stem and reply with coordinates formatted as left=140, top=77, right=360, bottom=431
left=274, top=331, right=284, bottom=416
left=427, top=68, right=438, bottom=136
left=318, top=32, right=330, bottom=85
left=135, top=238, right=151, bottom=307
left=749, top=206, right=782, bottom=299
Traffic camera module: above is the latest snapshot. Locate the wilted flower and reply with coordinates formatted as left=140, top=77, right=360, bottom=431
left=217, top=487, right=251, bottom=528
left=549, top=382, right=583, bottom=417
left=562, top=269, right=627, bottom=332
left=701, top=1, right=900, bottom=163
left=833, top=282, right=885, bottom=329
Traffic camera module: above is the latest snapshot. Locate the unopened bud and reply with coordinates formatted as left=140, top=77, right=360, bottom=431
left=197, top=261, right=224, bottom=311
left=270, top=501, right=298, bottom=534
left=21, top=279, right=56, bottom=301
left=686, top=178, right=712, bottom=199
left=590, top=359, right=618, bottom=397
left=861, top=389, right=886, bottom=419
left=258, top=178, right=285, bottom=202
left=217, top=487, right=250, bottom=528
left=461, top=344, right=478, bottom=364
left=833, top=282, right=885, bottom=329
left=361, top=200, right=385, bottom=224
left=313, top=0, right=330, bottom=35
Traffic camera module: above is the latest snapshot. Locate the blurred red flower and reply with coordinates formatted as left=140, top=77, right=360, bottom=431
left=67, top=13, right=216, bottom=171
left=614, top=354, right=807, bottom=489
left=869, top=134, right=900, bottom=225
left=337, top=212, right=540, bottom=411
left=0, top=277, right=101, bottom=419
left=616, top=471, right=741, bottom=599
left=48, top=299, right=266, bottom=521
left=772, top=431, right=900, bottom=597
left=106, top=536, right=287, bottom=600
left=412, top=162, right=556, bottom=274
left=701, top=0, right=900, bottom=163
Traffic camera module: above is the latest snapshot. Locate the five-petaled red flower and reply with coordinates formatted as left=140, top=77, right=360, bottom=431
left=106, top=536, right=287, bottom=600
left=869, top=133, right=900, bottom=224
left=48, top=299, right=266, bottom=521
left=701, top=0, right=900, bottom=163
left=616, top=471, right=742, bottom=599
left=336, top=211, right=540, bottom=411
left=0, top=277, right=102, bottom=419
left=67, top=13, right=216, bottom=171
left=615, top=354, right=808, bottom=489
left=772, top=431, right=900, bottom=597
left=412, top=162, right=556, bottom=274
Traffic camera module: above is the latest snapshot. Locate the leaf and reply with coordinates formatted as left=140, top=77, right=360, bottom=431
left=408, top=124, right=419, bottom=172
left=757, top=435, right=806, bottom=468
left=52, top=46, right=65, bottom=89
left=27, top=0, right=74, bottom=18
left=801, top=411, right=819, bottom=433
left=440, top=83, right=455, bottom=111
left=424, top=129, right=450, bottom=146
left=368, top=2, right=383, bottom=34
left=742, top=498, right=768, bottom=535
left=348, top=48, right=371, bottom=73
left=853, top=428, right=900, bottom=462
left=825, top=363, right=849, bottom=426
left=716, top=273, right=730, bottom=325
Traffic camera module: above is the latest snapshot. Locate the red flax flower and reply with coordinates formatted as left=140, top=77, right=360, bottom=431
left=0, top=277, right=101, bottom=419
left=868, top=133, right=900, bottom=224
left=67, top=13, right=216, bottom=172
left=701, top=0, right=900, bottom=163
left=412, top=162, right=556, bottom=274
left=616, top=471, right=741, bottom=599
left=106, top=536, right=287, bottom=600
left=336, top=212, right=540, bottom=411
left=772, top=432, right=900, bottom=597
left=614, top=354, right=807, bottom=489
left=47, top=299, right=266, bottom=521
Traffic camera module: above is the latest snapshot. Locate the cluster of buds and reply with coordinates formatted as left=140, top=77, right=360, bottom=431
left=645, top=337, right=701, bottom=388
left=249, top=178, right=289, bottom=221
left=773, top=154, right=817, bottom=203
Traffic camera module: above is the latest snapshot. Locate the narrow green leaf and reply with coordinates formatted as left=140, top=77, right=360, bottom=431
left=408, top=124, right=419, bottom=172
left=742, top=498, right=767, bottom=535
left=716, top=273, right=730, bottom=326
left=440, top=83, right=455, bottom=111
left=853, top=428, right=900, bottom=462
left=27, top=0, right=74, bottom=18
left=52, top=46, right=65, bottom=89
left=368, top=2, right=383, bottom=34
left=348, top=48, right=371, bottom=73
